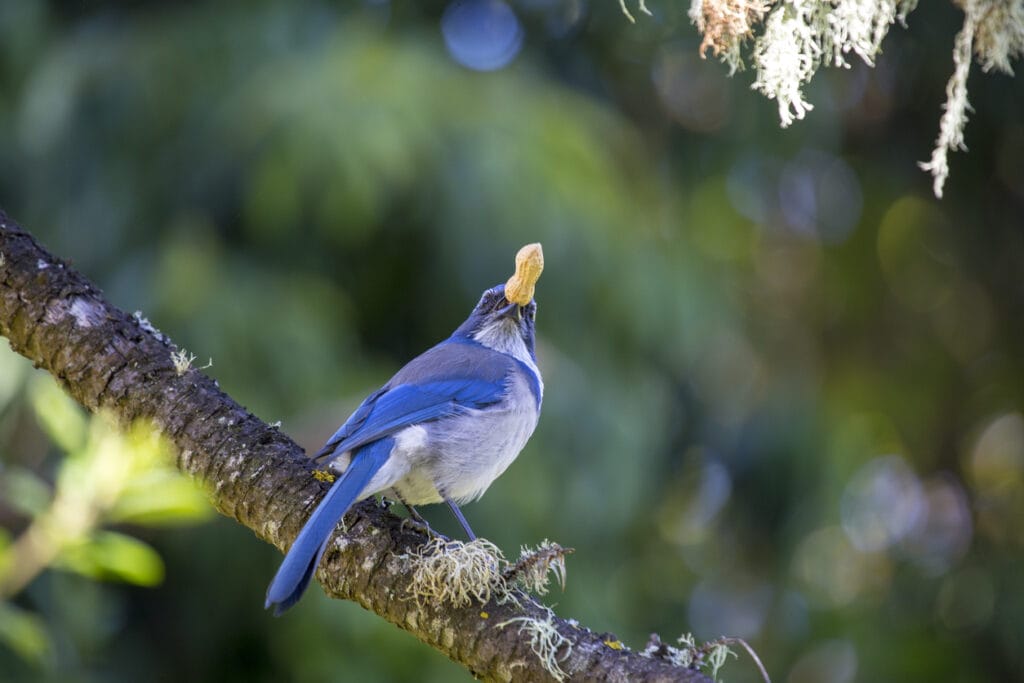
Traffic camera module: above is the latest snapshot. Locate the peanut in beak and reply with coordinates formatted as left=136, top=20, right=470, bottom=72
left=504, top=243, right=544, bottom=306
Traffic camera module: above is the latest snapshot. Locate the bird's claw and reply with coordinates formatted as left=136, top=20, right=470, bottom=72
left=401, top=515, right=438, bottom=538
left=400, top=515, right=451, bottom=541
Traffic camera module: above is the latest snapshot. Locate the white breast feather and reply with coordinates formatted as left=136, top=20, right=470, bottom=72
left=472, top=318, right=544, bottom=395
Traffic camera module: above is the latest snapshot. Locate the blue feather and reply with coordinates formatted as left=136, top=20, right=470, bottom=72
left=391, top=339, right=515, bottom=386
left=314, top=387, right=387, bottom=458
left=315, top=379, right=506, bottom=462
left=315, top=342, right=514, bottom=462
left=265, top=437, right=394, bottom=616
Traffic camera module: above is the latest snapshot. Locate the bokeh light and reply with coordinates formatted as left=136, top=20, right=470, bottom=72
left=794, top=526, right=892, bottom=607
left=688, top=577, right=773, bottom=641
left=727, top=149, right=862, bottom=244
left=778, top=149, right=862, bottom=244
left=876, top=196, right=957, bottom=312
left=657, top=450, right=732, bottom=546
left=840, top=455, right=925, bottom=553
left=902, top=473, right=972, bottom=575
left=441, top=0, right=523, bottom=72
left=652, top=43, right=732, bottom=132
left=967, top=412, right=1024, bottom=544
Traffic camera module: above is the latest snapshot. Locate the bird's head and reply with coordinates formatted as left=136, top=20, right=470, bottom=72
left=452, top=244, right=543, bottom=362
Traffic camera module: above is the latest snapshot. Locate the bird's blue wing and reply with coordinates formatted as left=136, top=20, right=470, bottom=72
left=312, top=387, right=387, bottom=460
left=314, top=341, right=515, bottom=462
left=320, top=379, right=504, bottom=457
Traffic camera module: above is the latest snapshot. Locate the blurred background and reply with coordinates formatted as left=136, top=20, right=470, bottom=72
left=1, top=1, right=1022, bottom=681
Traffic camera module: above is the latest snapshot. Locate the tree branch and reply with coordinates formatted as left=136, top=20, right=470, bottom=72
left=0, top=212, right=711, bottom=682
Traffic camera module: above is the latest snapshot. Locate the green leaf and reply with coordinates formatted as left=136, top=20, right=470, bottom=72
left=56, top=531, right=165, bottom=587
left=0, top=466, right=52, bottom=517
left=0, top=602, right=53, bottom=667
left=0, top=527, right=11, bottom=577
left=110, top=473, right=213, bottom=526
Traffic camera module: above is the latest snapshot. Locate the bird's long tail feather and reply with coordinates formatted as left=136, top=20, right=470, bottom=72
left=265, top=437, right=394, bottom=616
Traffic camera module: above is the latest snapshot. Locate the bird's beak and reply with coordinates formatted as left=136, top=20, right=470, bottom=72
left=497, top=301, right=521, bottom=320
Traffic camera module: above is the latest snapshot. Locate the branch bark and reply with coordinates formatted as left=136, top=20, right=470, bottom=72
left=0, top=212, right=711, bottom=682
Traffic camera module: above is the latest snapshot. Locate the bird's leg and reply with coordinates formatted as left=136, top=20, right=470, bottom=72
left=405, top=502, right=430, bottom=528
left=444, top=497, right=478, bottom=541
left=393, top=491, right=446, bottom=539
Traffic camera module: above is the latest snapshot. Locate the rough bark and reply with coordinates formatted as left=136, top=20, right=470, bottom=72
left=0, top=212, right=711, bottom=682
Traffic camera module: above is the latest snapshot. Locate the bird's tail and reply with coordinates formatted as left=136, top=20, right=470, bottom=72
left=264, top=437, right=394, bottom=616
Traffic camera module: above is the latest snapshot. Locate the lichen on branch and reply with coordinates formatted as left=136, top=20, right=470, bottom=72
left=673, top=0, right=1023, bottom=197
left=921, top=0, right=1024, bottom=197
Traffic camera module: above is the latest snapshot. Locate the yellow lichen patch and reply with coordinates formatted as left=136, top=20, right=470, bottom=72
left=604, top=639, right=624, bottom=650
left=480, top=611, right=490, bottom=619
left=312, top=469, right=336, bottom=483
left=504, top=243, right=544, bottom=305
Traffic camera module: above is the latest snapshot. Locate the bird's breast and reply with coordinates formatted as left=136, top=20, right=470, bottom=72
left=394, top=373, right=540, bottom=505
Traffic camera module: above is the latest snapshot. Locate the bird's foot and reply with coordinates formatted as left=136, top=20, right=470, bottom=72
left=392, top=494, right=451, bottom=540
left=400, top=515, right=449, bottom=541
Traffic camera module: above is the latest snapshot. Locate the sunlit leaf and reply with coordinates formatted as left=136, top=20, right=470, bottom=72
left=111, top=472, right=213, bottom=526
left=0, top=602, right=53, bottom=667
left=56, top=531, right=165, bottom=587
left=0, top=527, right=11, bottom=568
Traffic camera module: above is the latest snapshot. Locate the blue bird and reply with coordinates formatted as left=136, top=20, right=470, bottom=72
left=265, top=245, right=544, bottom=615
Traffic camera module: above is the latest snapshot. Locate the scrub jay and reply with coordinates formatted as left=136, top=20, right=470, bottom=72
left=265, top=245, right=544, bottom=615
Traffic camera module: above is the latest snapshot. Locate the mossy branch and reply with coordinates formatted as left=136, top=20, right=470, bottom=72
left=0, top=212, right=712, bottom=682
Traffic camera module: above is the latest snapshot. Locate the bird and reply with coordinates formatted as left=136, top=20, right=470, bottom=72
left=265, top=243, right=545, bottom=615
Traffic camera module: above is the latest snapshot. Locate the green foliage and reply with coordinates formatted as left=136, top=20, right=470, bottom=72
left=54, top=531, right=165, bottom=586
left=0, top=603, right=50, bottom=668
left=0, top=370, right=212, bottom=669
